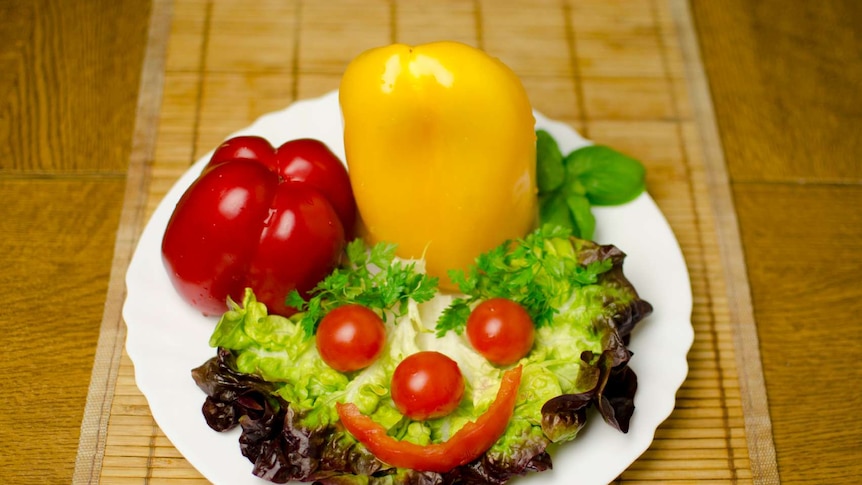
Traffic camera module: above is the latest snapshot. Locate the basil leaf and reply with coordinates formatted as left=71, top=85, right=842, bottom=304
left=536, top=129, right=565, bottom=193
left=539, top=191, right=575, bottom=234
left=565, top=145, right=645, bottom=206
left=566, top=193, right=595, bottom=240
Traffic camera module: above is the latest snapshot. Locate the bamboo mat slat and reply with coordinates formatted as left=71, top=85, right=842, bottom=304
left=79, top=0, right=777, bottom=483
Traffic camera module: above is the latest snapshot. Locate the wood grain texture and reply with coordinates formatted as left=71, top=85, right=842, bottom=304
left=0, top=0, right=151, bottom=483
left=0, top=179, right=126, bottom=483
left=692, top=0, right=862, bottom=483
left=733, top=184, right=862, bottom=484
left=691, top=0, right=862, bottom=183
left=74, top=1, right=172, bottom=482
left=0, top=0, right=150, bottom=173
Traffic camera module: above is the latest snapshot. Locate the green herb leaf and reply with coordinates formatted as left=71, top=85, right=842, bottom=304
left=345, top=238, right=368, bottom=266
left=566, top=193, right=595, bottom=241
left=284, top=290, right=307, bottom=314
left=536, top=131, right=647, bottom=239
left=287, top=239, right=439, bottom=337
left=565, top=145, right=645, bottom=206
left=539, top=191, right=576, bottom=234
left=536, top=129, right=565, bottom=192
left=435, top=298, right=472, bottom=337
left=436, top=226, right=613, bottom=336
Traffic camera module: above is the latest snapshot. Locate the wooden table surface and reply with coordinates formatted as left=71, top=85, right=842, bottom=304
left=2, top=0, right=860, bottom=483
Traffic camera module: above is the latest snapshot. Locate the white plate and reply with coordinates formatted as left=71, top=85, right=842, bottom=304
left=124, top=91, right=693, bottom=485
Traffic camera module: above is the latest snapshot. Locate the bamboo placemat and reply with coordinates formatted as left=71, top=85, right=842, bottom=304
left=75, top=0, right=778, bottom=483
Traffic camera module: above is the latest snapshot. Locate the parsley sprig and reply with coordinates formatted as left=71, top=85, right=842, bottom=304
left=286, top=239, right=439, bottom=338
left=435, top=225, right=613, bottom=336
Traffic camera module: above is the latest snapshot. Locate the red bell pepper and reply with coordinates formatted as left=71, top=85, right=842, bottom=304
left=161, top=136, right=355, bottom=317
left=336, top=365, right=523, bottom=473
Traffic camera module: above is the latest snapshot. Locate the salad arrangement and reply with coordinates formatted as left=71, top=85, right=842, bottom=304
left=156, top=41, right=656, bottom=484
left=191, top=228, right=651, bottom=483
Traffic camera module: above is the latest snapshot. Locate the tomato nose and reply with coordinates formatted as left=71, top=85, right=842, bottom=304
left=390, top=351, right=465, bottom=421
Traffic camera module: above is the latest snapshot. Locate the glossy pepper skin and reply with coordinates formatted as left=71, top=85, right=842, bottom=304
left=339, top=42, right=537, bottom=288
left=161, top=137, right=349, bottom=317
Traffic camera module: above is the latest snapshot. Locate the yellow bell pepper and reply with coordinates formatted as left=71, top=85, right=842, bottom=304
left=339, top=41, right=537, bottom=288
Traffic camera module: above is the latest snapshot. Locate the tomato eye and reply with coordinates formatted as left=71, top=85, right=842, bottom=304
left=466, top=298, right=535, bottom=366
left=315, top=304, right=386, bottom=372
left=390, top=351, right=464, bottom=420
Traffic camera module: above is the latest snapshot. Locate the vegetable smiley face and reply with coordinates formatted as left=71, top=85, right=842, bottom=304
left=390, top=351, right=465, bottom=421
left=195, top=230, right=654, bottom=482
left=161, top=136, right=355, bottom=317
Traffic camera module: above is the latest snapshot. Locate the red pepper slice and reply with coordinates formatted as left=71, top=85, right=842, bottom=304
left=336, top=365, right=522, bottom=473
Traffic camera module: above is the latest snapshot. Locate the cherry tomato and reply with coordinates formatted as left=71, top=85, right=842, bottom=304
left=316, top=304, right=386, bottom=372
left=206, top=135, right=276, bottom=169
left=390, top=351, right=465, bottom=420
left=275, top=138, right=357, bottom=236
left=466, top=298, right=535, bottom=366
left=161, top=159, right=345, bottom=317
left=337, top=365, right=522, bottom=472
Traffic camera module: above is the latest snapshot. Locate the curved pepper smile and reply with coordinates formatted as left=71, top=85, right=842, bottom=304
left=336, top=365, right=523, bottom=473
